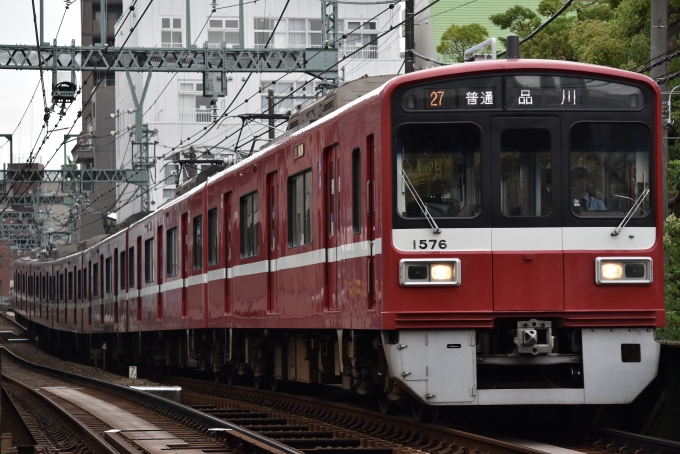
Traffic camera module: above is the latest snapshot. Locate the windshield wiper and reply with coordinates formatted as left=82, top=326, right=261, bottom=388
left=400, top=169, right=441, bottom=234
left=612, top=188, right=650, bottom=236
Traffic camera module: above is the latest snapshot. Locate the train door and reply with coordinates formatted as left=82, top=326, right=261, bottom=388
left=490, top=116, right=564, bottom=311
left=266, top=172, right=278, bottom=313
left=366, top=136, right=376, bottom=309
left=324, top=145, right=339, bottom=311
left=181, top=213, right=189, bottom=317
left=157, top=225, right=163, bottom=320
left=224, top=193, right=232, bottom=314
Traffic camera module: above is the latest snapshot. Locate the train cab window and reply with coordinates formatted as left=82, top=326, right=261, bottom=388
left=129, top=247, right=135, bottom=288
left=167, top=227, right=178, bottom=276
left=396, top=123, right=482, bottom=218
left=120, top=251, right=126, bottom=289
left=145, top=238, right=155, bottom=283
left=569, top=123, right=651, bottom=217
left=208, top=209, right=218, bottom=266
left=241, top=192, right=259, bottom=257
left=288, top=170, right=313, bottom=247
left=93, top=263, right=100, bottom=296
left=193, top=216, right=203, bottom=269
left=500, top=129, right=552, bottom=217
left=105, top=257, right=112, bottom=294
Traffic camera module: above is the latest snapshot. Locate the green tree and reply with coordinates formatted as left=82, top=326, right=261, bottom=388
left=436, top=23, right=489, bottom=63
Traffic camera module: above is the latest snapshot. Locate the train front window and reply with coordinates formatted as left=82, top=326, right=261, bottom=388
left=396, top=123, right=481, bottom=218
left=569, top=123, right=651, bottom=218
left=501, top=129, right=552, bottom=217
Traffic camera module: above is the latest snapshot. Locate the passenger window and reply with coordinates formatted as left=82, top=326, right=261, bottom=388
left=128, top=247, right=135, bottom=287
left=194, top=216, right=203, bottom=269
left=570, top=123, right=651, bottom=217
left=105, top=257, right=112, bottom=294
left=145, top=238, right=155, bottom=283
left=77, top=270, right=82, bottom=300
left=167, top=227, right=178, bottom=276
left=93, top=263, right=100, bottom=296
left=288, top=170, right=313, bottom=247
left=352, top=149, right=361, bottom=234
left=501, top=128, right=552, bottom=217
left=208, top=209, right=218, bottom=265
left=68, top=272, right=73, bottom=301
left=120, top=251, right=126, bottom=289
left=397, top=123, right=482, bottom=218
left=241, top=192, right=259, bottom=257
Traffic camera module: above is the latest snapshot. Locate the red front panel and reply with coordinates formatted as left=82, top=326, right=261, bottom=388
left=493, top=252, right=564, bottom=311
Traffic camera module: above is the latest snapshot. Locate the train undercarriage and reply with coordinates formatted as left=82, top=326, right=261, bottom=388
left=18, top=315, right=659, bottom=421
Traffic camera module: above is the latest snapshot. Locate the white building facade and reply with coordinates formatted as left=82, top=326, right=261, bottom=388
left=113, top=0, right=404, bottom=222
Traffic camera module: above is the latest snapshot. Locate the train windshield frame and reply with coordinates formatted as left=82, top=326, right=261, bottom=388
left=391, top=72, right=656, bottom=230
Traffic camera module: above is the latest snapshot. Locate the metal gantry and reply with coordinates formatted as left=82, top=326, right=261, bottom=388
left=0, top=1, right=340, bottom=249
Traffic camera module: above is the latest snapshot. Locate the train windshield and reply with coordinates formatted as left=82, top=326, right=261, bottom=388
left=569, top=122, right=651, bottom=218
left=395, top=123, right=482, bottom=218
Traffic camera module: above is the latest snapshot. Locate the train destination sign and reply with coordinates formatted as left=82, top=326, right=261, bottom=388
left=422, top=88, right=496, bottom=109
left=400, top=74, right=645, bottom=111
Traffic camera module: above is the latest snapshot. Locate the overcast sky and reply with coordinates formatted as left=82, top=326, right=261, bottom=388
left=0, top=1, right=82, bottom=170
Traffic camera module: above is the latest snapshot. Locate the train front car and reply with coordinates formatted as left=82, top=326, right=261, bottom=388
left=379, top=60, right=664, bottom=407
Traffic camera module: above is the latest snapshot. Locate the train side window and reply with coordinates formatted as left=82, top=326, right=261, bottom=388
left=193, top=216, right=203, bottom=269
left=42, top=275, right=46, bottom=299
left=288, top=169, right=313, bottom=247
left=84, top=267, right=89, bottom=300
left=105, top=257, right=112, bottom=294
left=167, top=227, right=178, bottom=276
left=145, top=238, right=155, bottom=283
left=129, top=247, right=135, bottom=288
left=77, top=270, right=82, bottom=300
left=120, top=251, right=126, bottom=289
left=501, top=128, right=552, bottom=217
left=60, top=273, right=64, bottom=301
left=93, top=263, right=100, bottom=296
left=68, top=272, right=73, bottom=301
left=352, top=148, right=361, bottom=234
left=208, top=208, right=218, bottom=265
left=240, top=192, right=259, bottom=258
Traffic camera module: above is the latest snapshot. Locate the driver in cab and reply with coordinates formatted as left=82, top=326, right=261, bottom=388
left=571, top=167, right=607, bottom=211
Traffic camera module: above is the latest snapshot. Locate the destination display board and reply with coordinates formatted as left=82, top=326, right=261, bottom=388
left=400, top=74, right=645, bottom=111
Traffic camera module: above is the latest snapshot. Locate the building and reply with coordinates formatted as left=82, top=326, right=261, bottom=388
left=71, top=0, right=123, bottom=240
left=113, top=0, right=405, bottom=222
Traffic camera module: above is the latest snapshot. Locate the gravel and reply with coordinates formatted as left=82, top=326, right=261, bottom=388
left=0, top=312, right=157, bottom=388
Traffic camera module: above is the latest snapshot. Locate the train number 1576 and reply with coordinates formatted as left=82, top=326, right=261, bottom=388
left=413, top=240, right=447, bottom=249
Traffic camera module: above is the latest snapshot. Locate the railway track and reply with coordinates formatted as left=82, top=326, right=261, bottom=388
left=0, top=347, right=301, bottom=454
left=147, top=374, right=680, bottom=454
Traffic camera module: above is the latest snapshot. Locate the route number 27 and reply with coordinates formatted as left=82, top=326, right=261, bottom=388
left=413, top=239, right=447, bottom=249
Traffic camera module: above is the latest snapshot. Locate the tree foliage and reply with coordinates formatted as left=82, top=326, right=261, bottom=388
left=436, top=23, right=489, bottom=63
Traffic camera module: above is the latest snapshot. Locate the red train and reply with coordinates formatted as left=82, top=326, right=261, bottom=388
left=14, top=58, right=664, bottom=417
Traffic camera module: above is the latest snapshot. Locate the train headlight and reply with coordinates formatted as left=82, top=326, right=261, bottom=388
left=430, top=264, right=454, bottom=281
left=400, top=259, right=460, bottom=286
left=595, top=257, right=652, bottom=285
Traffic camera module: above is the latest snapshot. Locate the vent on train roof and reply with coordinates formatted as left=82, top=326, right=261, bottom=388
left=289, top=120, right=299, bottom=129
left=323, top=100, right=334, bottom=111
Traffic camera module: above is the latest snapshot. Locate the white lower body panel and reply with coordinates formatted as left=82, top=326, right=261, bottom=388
left=382, top=328, right=659, bottom=405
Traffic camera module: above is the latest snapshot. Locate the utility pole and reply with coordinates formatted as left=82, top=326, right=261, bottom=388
left=405, top=0, right=415, bottom=74
left=268, top=89, right=275, bottom=140
left=100, top=0, right=107, bottom=46
left=651, top=0, right=668, bottom=217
